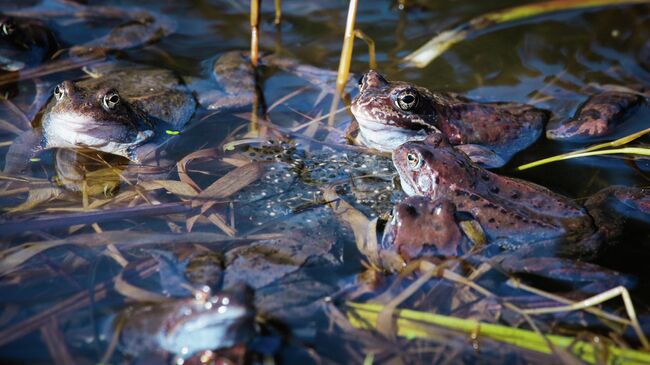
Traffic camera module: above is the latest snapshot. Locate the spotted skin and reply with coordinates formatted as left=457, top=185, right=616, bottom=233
left=546, top=91, right=644, bottom=141
left=350, top=70, right=548, bottom=166
left=387, top=135, right=650, bottom=259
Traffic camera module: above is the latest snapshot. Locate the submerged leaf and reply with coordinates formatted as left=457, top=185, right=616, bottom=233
left=195, top=162, right=265, bottom=201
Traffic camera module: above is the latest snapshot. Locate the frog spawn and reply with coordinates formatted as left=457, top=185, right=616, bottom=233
left=233, top=141, right=403, bottom=230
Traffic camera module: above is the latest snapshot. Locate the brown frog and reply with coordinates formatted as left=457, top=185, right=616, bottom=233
left=383, top=133, right=649, bottom=262
left=350, top=70, right=549, bottom=167
left=117, top=284, right=256, bottom=361
left=3, top=63, right=196, bottom=176
left=0, top=12, right=59, bottom=72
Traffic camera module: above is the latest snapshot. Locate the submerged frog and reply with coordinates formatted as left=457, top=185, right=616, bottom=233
left=0, top=13, right=59, bottom=72
left=193, top=50, right=355, bottom=111
left=117, top=284, right=256, bottom=360
left=383, top=134, right=649, bottom=262
left=4, top=63, right=196, bottom=175
left=350, top=70, right=549, bottom=167
left=546, top=90, right=646, bottom=141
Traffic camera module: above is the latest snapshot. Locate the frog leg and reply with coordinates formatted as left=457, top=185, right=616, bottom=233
left=546, top=91, right=644, bottom=141
left=455, top=144, right=506, bottom=168
left=496, top=256, right=635, bottom=294
left=584, top=185, right=650, bottom=241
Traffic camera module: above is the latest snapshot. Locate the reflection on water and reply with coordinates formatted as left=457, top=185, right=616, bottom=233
left=1, top=0, right=650, bottom=364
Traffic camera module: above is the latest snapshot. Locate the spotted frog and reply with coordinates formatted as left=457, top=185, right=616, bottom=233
left=383, top=134, right=649, bottom=262
left=4, top=63, right=196, bottom=175
left=350, top=70, right=549, bottom=167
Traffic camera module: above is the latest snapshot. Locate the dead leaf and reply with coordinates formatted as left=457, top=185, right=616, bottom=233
left=177, top=147, right=222, bottom=191
left=195, top=162, right=264, bottom=201
left=114, top=272, right=168, bottom=303
left=323, top=188, right=372, bottom=256
left=8, top=182, right=63, bottom=213
left=141, top=180, right=199, bottom=198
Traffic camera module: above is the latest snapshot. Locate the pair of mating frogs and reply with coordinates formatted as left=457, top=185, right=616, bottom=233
left=349, top=70, right=649, bottom=270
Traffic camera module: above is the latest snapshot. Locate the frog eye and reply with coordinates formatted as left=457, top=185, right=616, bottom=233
left=1, top=20, right=15, bottom=36
left=406, top=151, right=422, bottom=169
left=53, top=84, right=64, bottom=101
left=395, top=89, right=419, bottom=111
left=102, top=90, right=120, bottom=111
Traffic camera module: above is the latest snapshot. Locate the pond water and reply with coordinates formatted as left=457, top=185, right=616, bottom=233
left=1, top=0, right=650, bottom=364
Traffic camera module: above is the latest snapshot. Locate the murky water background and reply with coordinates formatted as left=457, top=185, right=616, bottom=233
left=1, top=0, right=650, bottom=364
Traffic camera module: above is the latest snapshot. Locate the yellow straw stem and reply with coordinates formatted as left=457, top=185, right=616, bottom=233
left=336, top=0, right=359, bottom=94
left=517, top=147, right=650, bottom=170
left=403, top=0, right=650, bottom=68
left=274, top=0, right=282, bottom=25
left=250, top=0, right=261, bottom=67
left=517, top=128, right=650, bottom=170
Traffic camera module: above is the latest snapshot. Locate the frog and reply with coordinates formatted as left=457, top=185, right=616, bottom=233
left=546, top=90, right=646, bottom=141
left=116, top=283, right=256, bottom=361
left=350, top=70, right=549, bottom=168
left=383, top=133, right=650, bottom=263
left=0, top=12, right=59, bottom=73
left=192, top=50, right=356, bottom=112
left=3, top=62, right=196, bottom=176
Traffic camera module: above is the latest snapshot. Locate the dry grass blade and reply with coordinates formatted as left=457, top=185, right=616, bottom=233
left=0, top=202, right=192, bottom=238
left=376, top=266, right=437, bottom=339
left=114, top=271, right=169, bottom=302
left=7, top=182, right=63, bottom=213
left=195, top=161, right=264, bottom=201
left=402, top=0, right=650, bottom=68
left=0, top=49, right=106, bottom=86
left=141, top=180, right=199, bottom=198
left=40, top=317, right=74, bottom=365
left=323, top=188, right=373, bottom=257
left=336, top=0, right=359, bottom=94
left=0, top=231, right=235, bottom=276
left=177, top=147, right=223, bottom=191
left=517, top=127, right=650, bottom=170
left=520, top=286, right=649, bottom=350
left=507, top=278, right=631, bottom=326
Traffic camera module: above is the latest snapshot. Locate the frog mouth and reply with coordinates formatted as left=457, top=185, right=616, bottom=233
left=45, top=112, right=98, bottom=130
left=355, top=115, right=429, bottom=152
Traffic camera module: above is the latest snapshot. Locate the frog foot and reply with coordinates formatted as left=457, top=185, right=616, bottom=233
left=546, top=91, right=645, bottom=141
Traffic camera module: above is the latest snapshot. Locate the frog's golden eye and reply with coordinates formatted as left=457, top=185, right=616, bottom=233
left=396, top=89, right=419, bottom=111
left=406, top=151, right=422, bottom=169
left=102, top=90, right=120, bottom=111
left=53, top=84, right=64, bottom=101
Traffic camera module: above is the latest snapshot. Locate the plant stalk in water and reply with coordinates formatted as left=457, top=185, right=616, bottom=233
left=517, top=127, right=650, bottom=170
left=336, top=0, right=359, bottom=94
left=402, top=0, right=650, bottom=68
left=250, top=0, right=260, bottom=67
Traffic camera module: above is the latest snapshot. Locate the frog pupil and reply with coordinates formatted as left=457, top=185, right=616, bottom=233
left=402, top=95, right=414, bottom=104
